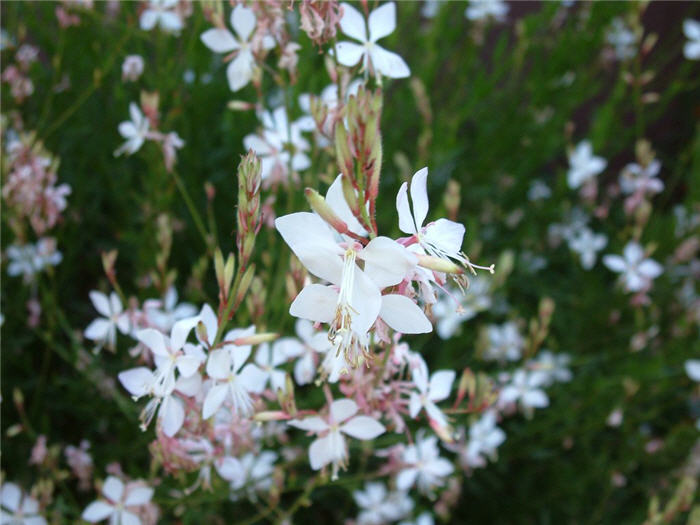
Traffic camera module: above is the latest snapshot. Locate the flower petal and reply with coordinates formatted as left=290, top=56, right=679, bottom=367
left=202, top=383, right=228, bottom=419
left=89, top=291, right=111, bottom=317
left=368, top=2, right=396, bottom=42
left=200, top=28, right=238, bottom=53
left=428, top=370, right=455, bottom=402
left=124, top=486, right=153, bottom=506
left=361, top=237, right=416, bottom=288
left=290, top=284, right=338, bottom=324
left=379, top=294, right=432, bottom=334
left=102, top=476, right=124, bottom=502
left=330, top=398, right=358, bottom=423
left=231, top=4, right=256, bottom=41
left=341, top=416, right=385, bottom=440
left=396, top=181, right=417, bottom=234
left=81, top=501, right=114, bottom=522
left=160, top=395, right=185, bottom=437
left=339, top=2, right=367, bottom=42
left=118, top=367, right=154, bottom=398
left=369, top=44, right=410, bottom=79
left=335, top=41, right=366, bottom=67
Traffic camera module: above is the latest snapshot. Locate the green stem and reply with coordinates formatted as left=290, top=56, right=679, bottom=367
left=170, top=168, right=211, bottom=252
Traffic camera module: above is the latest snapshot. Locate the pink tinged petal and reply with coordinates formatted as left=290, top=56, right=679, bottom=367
left=369, top=45, right=410, bottom=79
left=308, top=435, right=334, bottom=470
left=288, top=416, right=329, bottom=433
left=231, top=4, right=256, bottom=41
left=340, top=416, right=385, bottom=440
left=275, top=212, right=344, bottom=284
left=424, top=218, right=465, bottom=255
left=89, top=291, right=111, bottom=317
left=124, top=487, right=153, bottom=506
left=379, top=294, right=432, bottom=334
left=638, top=259, right=663, bottom=279
left=362, top=237, right=416, bottom=287
left=330, top=398, right=358, bottom=423
left=227, top=50, right=254, bottom=92
left=396, top=468, right=418, bottom=491
left=350, top=270, right=383, bottom=334
left=159, top=396, right=185, bottom=437
left=409, top=392, right=422, bottom=418
left=82, top=501, right=114, bottom=522
left=396, top=182, right=417, bottom=234
left=425, top=402, right=448, bottom=427
left=202, top=384, right=228, bottom=419
left=136, top=328, right=168, bottom=357
left=1, top=483, right=21, bottom=512
left=201, top=28, right=238, bottom=53
left=118, top=367, right=154, bottom=397
left=339, top=2, right=367, bottom=42
left=120, top=511, right=141, bottom=525
left=240, top=363, right=268, bottom=393
left=602, top=255, right=626, bottom=273
left=206, top=349, right=231, bottom=380
left=290, top=284, right=338, bottom=324
left=523, top=390, right=549, bottom=408
left=326, top=174, right=367, bottom=236
left=428, top=370, right=456, bottom=402
left=84, top=318, right=111, bottom=341
left=410, top=167, right=430, bottom=229
left=198, top=304, right=218, bottom=346
left=102, top=476, right=124, bottom=502
left=335, top=41, right=366, bottom=67
left=368, top=2, right=396, bottom=42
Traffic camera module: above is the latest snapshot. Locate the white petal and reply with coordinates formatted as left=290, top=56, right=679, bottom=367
left=170, top=315, right=199, bottom=350
left=638, top=259, right=663, bottom=279
left=201, top=28, right=238, bottom=53
left=102, top=476, right=124, bottom=502
left=288, top=416, right=329, bottom=433
left=410, top=167, right=429, bottom=229
left=308, top=435, right=334, bottom=470
left=361, top=237, right=416, bottom=287
left=118, top=367, right=154, bottom=398
left=198, top=304, right=218, bottom=346
left=89, top=291, right=111, bottom=317
left=684, top=19, right=700, bottom=40
left=339, top=2, right=367, bottom=42
left=160, top=396, right=185, bottom=436
left=395, top=468, right=418, bottom=491
left=136, top=328, right=168, bottom=357
left=227, top=50, right=254, bottom=92
left=326, top=174, right=367, bottom=236
left=523, top=390, right=549, bottom=408
left=335, top=41, right=366, bottom=67
left=685, top=360, right=700, bottom=382
left=368, top=2, right=396, bottom=42
left=340, top=416, right=385, bottom=440
left=369, top=45, right=410, bottom=78
left=602, top=255, right=626, bottom=273
left=424, top=218, right=465, bottom=255
left=176, top=355, right=200, bottom=378
left=124, top=486, right=153, bottom=506
left=243, top=134, right=272, bottom=155
left=350, top=270, right=383, bottom=334
left=396, top=182, right=417, bottom=234
left=623, top=242, right=644, bottom=264
left=81, top=501, right=114, bottom=522
left=1, top=483, right=21, bottom=512
left=428, top=370, right=456, bottom=402
left=409, top=392, right=422, bottom=418
left=84, top=318, right=111, bottom=341
left=290, top=284, right=338, bottom=324
left=202, top=383, right=228, bottom=419
left=330, top=398, right=358, bottom=423
left=379, top=294, right=432, bottom=334
left=140, top=10, right=158, bottom=30
left=240, top=363, right=268, bottom=393
left=109, top=292, right=122, bottom=315
left=206, top=349, right=231, bottom=380
left=275, top=212, right=344, bottom=284
left=231, top=4, right=256, bottom=41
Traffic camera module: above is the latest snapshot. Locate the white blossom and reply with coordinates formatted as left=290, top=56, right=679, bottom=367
left=465, top=0, right=509, bottom=22
left=114, top=103, right=149, bottom=157
left=396, top=433, right=454, bottom=495
left=683, top=19, right=700, bottom=60
left=140, top=0, right=183, bottom=34
left=0, top=482, right=46, bottom=525
left=82, top=477, right=153, bottom=525
left=84, top=291, right=130, bottom=350
left=567, top=140, right=606, bottom=189
left=602, top=242, right=663, bottom=293
left=569, top=227, right=607, bottom=270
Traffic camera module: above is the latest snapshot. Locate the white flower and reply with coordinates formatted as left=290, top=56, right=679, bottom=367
left=140, top=0, right=183, bottom=34
left=288, top=398, right=385, bottom=478
left=254, top=341, right=289, bottom=393
left=602, top=242, right=663, bottom=293
left=619, top=160, right=664, bottom=196
left=6, top=238, right=62, bottom=282
left=683, top=19, right=700, bottom=60
left=465, top=0, right=509, bottom=22
left=462, top=410, right=506, bottom=468
left=200, top=5, right=274, bottom=91
left=354, top=482, right=413, bottom=525
left=217, top=451, right=277, bottom=495
left=0, top=482, right=46, bottom=525
left=484, top=322, right=523, bottom=362
left=278, top=319, right=331, bottom=386
left=526, top=351, right=572, bottom=387
left=145, top=286, right=197, bottom=333
left=499, top=369, right=549, bottom=414
left=433, top=277, right=491, bottom=339
left=399, top=513, right=435, bottom=525
left=114, top=103, right=149, bottom=157
left=82, top=476, right=153, bottom=525
left=685, top=359, right=700, bottom=382
left=527, top=179, right=552, bottom=201
left=568, top=227, right=607, bottom=270
left=336, top=2, right=410, bottom=79
left=567, top=140, right=606, bottom=189
left=121, top=55, right=144, bottom=82
left=243, top=106, right=311, bottom=183
left=606, top=18, right=637, bottom=61
left=84, top=291, right=130, bottom=350
left=409, top=356, right=455, bottom=429
left=396, top=433, right=454, bottom=495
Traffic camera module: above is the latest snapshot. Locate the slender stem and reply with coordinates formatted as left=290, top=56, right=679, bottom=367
left=170, top=168, right=211, bottom=251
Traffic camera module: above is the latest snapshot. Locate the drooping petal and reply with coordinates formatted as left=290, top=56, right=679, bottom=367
left=81, top=501, right=114, bottom=522
left=290, top=284, right=337, bottom=324
left=602, top=255, right=627, bottom=273
left=410, top=167, right=429, bottom=229
left=308, top=435, right=334, bottom=470
left=379, top=294, right=432, bottom=334
left=340, top=416, right=385, bottom=440
left=84, top=318, right=111, bottom=341
left=368, top=2, right=396, bottom=42
left=231, top=4, right=256, bottom=41
left=288, top=416, right=329, bottom=433
left=361, top=237, right=416, bottom=288
left=227, top=50, right=254, bottom=92
left=339, top=2, right=367, bottom=42
left=202, top=383, right=228, bottom=419
left=326, top=174, right=367, bottom=236
left=159, top=395, right=185, bottom=437
left=369, top=45, right=410, bottom=79
left=170, top=315, right=199, bottom=350
left=200, top=28, right=239, bottom=53
left=136, top=328, right=168, bottom=357
left=335, top=41, right=366, bottom=67
left=396, top=182, right=417, bottom=234
left=428, top=370, right=456, bottom=402
left=118, top=367, right=154, bottom=398
left=330, top=398, right=358, bottom=423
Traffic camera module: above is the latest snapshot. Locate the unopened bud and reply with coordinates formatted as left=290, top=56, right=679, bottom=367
left=232, top=332, right=278, bottom=346
left=254, top=411, right=290, bottom=422
left=227, top=100, right=255, bottom=111
left=416, top=254, right=463, bottom=274
left=305, top=188, right=351, bottom=235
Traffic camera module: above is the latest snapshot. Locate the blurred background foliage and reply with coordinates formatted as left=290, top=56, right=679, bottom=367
left=1, top=1, right=699, bottom=523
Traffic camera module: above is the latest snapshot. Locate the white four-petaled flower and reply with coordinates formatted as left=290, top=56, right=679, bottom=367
left=567, top=140, right=606, bottom=189
left=683, top=19, right=700, bottom=60
left=84, top=291, right=130, bottom=350
left=82, top=476, right=153, bottom=525
left=114, top=103, right=149, bottom=157
left=602, top=241, right=663, bottom=293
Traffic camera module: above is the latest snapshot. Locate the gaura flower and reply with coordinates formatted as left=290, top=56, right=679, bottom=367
left=140, top=0, right=183, bottom=34
left=396, top=433, right=454, bottom=495
left=409, top=356, right=455, bottom=429
left=567, top=140, right=606, bottom=189
left=84, top=291, right=130, bottom=351
left=602, top=241, right=663, bottom=293
left=82, top=476, right=153, bottom=525
left=114, top=103, right=149, bottom=157
left=335, top=2, right=410, bottom=79
left=683, top=19, right=700, bottom=60
left=0, top=482, right=46, bottom=525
